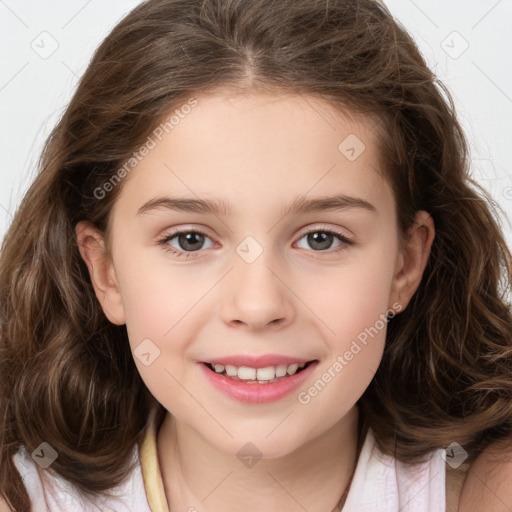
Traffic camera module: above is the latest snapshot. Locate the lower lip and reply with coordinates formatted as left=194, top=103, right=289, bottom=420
left=198, top=361, right=319, bottom=404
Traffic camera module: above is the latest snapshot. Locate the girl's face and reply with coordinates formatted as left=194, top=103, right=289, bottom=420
left=78, top=90, right=433, bottom=458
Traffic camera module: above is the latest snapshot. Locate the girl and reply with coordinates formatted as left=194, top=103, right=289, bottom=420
left=1, top=0, right=512, bottom=511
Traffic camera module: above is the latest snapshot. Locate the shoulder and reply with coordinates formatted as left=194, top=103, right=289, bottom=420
left=0, top=496, right=12, bottom=512
left=457, top=437, right=512, bottom=512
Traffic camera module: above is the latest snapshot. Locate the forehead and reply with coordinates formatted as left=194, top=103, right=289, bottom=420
left=112, top=90, right=393, bottom=221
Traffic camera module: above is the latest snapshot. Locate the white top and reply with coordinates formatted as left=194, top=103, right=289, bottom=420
left=12, top=443, right=151, bottom=512
left=12, top=424, right=445, bottom=511
left=342, top=429, right=446, bottom=511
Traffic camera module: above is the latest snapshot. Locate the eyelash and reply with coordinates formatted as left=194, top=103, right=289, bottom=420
left=157, top=226, right=354, bottom=259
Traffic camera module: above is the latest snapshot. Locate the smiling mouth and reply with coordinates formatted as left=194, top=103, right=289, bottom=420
left=203, top=360, right=317, bottom=384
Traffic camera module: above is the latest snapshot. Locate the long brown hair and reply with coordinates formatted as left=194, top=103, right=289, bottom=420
left=1, top=0, right=511, bottom=509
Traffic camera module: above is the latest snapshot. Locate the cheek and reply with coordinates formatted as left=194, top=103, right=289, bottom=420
left=119, top=261, right=197, bottom=408
left=115, top=251, right=201, bottom=341
left=297, top=272, right=391, bottom=420
left=115, top=253, right=209, bottom=396
left=298, top=244, right=396, bottom=395
left=305, top=243, right=396, bottom=337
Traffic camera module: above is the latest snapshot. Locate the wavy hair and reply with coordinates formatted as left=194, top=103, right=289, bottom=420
left=1, top=0, right=512, bottom=509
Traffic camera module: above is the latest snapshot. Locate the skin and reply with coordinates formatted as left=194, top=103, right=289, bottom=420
left=458, top=439, right=512, bottom=511
left=76, top=90, right=434, bottom=512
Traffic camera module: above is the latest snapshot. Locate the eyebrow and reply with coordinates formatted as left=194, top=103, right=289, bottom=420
left=137, top=194, right=377, bottom=218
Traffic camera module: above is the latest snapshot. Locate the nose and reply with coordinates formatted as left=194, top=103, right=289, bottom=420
left=220, top=252, right=295, bottom=331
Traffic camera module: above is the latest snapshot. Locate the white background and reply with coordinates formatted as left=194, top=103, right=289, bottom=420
left=1, top=0, right=511, bottom=247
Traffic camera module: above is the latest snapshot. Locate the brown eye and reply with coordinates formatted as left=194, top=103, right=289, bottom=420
left=296, top=229, right=353, bottom=253
left=306, top=231, right=335, bottom=251
left=174, top=232, right=206, bottom=252
left=158, top=229, right=215, bottom=257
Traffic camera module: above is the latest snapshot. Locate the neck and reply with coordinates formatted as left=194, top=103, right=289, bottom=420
left=157, top=406, right=361, bottom=512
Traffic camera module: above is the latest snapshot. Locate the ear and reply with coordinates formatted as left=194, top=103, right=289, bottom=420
left=75, top=221, right=126, bottom=325
left=389, top=210, right=435, bottom=311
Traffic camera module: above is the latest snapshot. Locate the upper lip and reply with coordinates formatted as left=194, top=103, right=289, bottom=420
left=201, top=354, right=317, bottom=368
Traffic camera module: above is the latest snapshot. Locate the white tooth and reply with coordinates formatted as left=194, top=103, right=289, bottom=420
left=225, top=365, right=238, bottom=377
left=257, top=366, right=276, bottom=381
left=275, top=364, right=288, bottom=377
left=220, top=363, right=305, bottom=381
left=238, top=366, right=257, bottom=380
left=287, top=363, right=299, bottom=375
